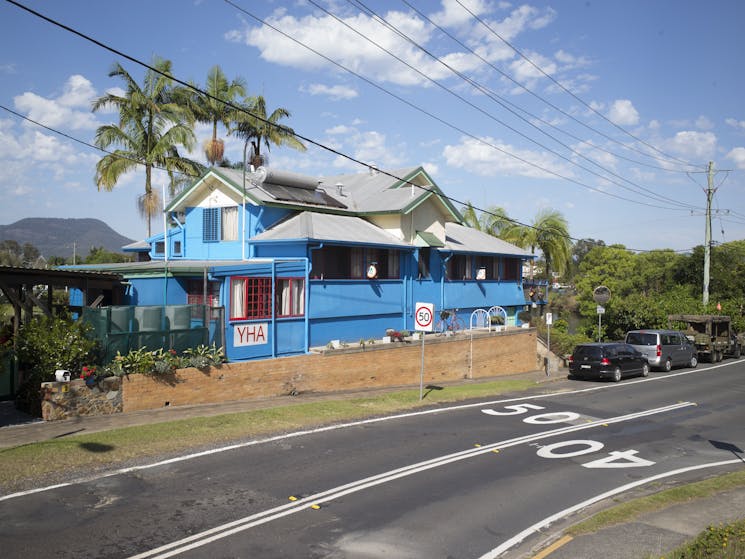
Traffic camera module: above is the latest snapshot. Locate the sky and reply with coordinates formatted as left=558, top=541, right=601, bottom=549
left=1, top=0, right=744, bottom=255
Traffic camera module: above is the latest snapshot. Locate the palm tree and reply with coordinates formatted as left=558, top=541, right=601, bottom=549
left=186, top=65, right=246, bottom=165
left=233, top=95, right=306, bottom=168
left=92, top=58, right=202, bottom=237
left=501, top=209, right=571, bottom=281
left=461, top=202, right=513, bottom=237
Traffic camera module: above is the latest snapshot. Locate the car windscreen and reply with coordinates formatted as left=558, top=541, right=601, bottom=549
left=573, top=346, right=603, bottom=360
left=625, top=332, right=657, bottom=346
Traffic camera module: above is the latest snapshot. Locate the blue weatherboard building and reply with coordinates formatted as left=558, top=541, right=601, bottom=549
left=76, top=165, right=533, bottom=362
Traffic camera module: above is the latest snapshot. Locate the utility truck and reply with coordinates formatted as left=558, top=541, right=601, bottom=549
left=667, top=314, right=742, bottom=363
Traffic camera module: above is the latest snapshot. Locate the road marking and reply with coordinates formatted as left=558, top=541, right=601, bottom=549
left=532, top=535, right=573, bottom=559
left=125, top=402, right=694, bottom=559
left=477, top=458, right=744, bottom=559
left=1, top=362, right=733, bottom=503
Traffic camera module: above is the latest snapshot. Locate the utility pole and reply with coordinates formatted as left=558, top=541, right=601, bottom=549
left=703, top=161, right=714, bottom=307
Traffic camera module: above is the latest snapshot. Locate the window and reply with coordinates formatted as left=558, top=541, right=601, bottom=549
left=276, top=278, right=305, bottom=317
left=154, top=241, right=165, bottom=255
left=502, top=258, right=521, bottom=280
left=173, top=241, right=182, bottom=255
left=203, top=206, right=239, bottom=242
left=203, top=208, right=219, bottom=242
left=311, top=246, right=400, bottom=279
left=221, top=207, right=238, bottom=241
left=186, top=280, right=220, bottom=307
left=447, top=255, right=472, bottom=280
left=230, top=277, right=305, bottom=319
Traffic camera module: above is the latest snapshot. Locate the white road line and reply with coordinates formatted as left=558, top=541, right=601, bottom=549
left=479, top=458, right=744, bottom=559
left=126, top=402, right=695, bottom=559
left=0, top=362, right=732, bottom=502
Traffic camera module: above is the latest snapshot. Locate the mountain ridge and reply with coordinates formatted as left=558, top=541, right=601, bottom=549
left=0, top=218, right=136, bottom=259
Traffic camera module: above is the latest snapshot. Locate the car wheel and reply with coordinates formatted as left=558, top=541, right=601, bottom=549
left=716, top=350, right=723, bottom=362
left=689, top=355, right=698, bottom=368
left=641, top=363, right=649, bottom=377
left=664, top=358, right=672, bottom=372
left=735, top=345, right=742, bottom=359
left=612, top=366, right=622, bottom=382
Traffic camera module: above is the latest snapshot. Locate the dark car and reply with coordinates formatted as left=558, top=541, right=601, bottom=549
left=568, top=342, right=650, bottom=382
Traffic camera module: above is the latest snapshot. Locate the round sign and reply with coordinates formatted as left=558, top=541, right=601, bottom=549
left=593, top=285, right=611, bottom=305
left=366, top=264, right=378, bottom=279
left=415, top=302, right=434, bottom=332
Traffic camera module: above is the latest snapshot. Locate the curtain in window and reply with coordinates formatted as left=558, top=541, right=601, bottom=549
left=278, top=280, right=291, bottom=316
left=293, top=280, right=305, bottom=315
left=387, top=249, right=399, bottom=279
left=351, top=248, right=363, bottom=278
left=222, top=206, right=238, bottom=241
left=231, top=278, right=245, bottom=318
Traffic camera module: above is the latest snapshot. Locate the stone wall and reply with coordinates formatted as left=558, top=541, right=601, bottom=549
left=41, top=377, right=122, bottom=421
left=122, top=328, right=536, bottom=412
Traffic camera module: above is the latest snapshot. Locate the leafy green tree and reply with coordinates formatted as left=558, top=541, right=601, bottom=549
left=233, top=95, right=306, bottom=168
left=92, top=58, right=202, bottom=237
left=83, top=246, right=132, bottom=264
left=0, top=240, right=23, bottom=266
left=184, top=65, right=247, bottom=165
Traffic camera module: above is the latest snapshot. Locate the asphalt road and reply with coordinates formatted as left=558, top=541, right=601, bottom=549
left=2, top=360, right=744, bottom=558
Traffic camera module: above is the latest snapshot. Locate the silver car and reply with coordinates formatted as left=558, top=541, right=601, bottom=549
left=625, top=329, right=698, bottom=371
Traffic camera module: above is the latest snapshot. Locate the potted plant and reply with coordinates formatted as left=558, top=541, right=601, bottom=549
left=80, top=365, right=97, bottom=387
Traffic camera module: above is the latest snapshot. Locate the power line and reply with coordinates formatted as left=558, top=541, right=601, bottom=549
left=452, top=0, right=707, bottom=171
left=397, top=0, right=699, bottom=175
left=222, top=0, right=698, bottom=213
left=2, top=0, right=706, bottom=253
left=340, top=0, right=700, bottom=211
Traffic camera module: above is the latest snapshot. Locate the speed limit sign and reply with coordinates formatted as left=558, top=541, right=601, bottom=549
left=415, top=302, right=434, bottom=332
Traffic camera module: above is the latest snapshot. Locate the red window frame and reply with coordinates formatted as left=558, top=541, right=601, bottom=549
left=230, top=277, right=272, bottom=320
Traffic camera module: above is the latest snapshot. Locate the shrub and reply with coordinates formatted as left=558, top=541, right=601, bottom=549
left=14, top=313, right=100, bottom=415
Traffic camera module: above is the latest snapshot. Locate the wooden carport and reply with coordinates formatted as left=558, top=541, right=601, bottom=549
left=0, top=265, right=125, bottom=343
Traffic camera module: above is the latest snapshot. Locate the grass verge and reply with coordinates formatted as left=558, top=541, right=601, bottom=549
left=0, top=378, right=534, bottom=492
left=568, top=469, right=745, bottom=537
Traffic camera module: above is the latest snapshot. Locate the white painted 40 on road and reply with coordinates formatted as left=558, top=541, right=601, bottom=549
left=127, top=401, right=695, bottom=559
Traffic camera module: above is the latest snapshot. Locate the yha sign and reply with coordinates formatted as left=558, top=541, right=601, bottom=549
left=234, top=323, right=269, bottom=346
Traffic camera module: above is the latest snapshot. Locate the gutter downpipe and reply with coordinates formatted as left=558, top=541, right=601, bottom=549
left=271, top=259, right=276, bottom=358
left=242, top=139, right=248, bottom=261
left=307, top=243, right=324, bottom=352
left=441, top=251, right=453, bottom=312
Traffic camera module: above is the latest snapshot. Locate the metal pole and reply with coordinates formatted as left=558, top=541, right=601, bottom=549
left=419, top=334, right=425, bottom=400
left=598, top=313, right=602, bottom=343
left=703, top=161, right=714, bottom=307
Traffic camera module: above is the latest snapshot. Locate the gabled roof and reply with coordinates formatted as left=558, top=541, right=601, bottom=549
left=442, top=223, right=534, bottom=257
left=165, top=166, right=463, bottom=223
left=252, top=212, right=410, bottom=248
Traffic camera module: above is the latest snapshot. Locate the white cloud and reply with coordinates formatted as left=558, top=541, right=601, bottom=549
left=303, top=83, right=358, bottom=100
left=695, top=115, right=713, bottom=130
left=430, top=0, right=492, bottom=28
left=665, top=130, right=717, bottom=160
left=422, top=161, right=439, bottom=176
left=726, top=147, right=745, bottom=170
left=607, top=99, right=639, bottom=126
left=326, top=125, right=354, bottom=135
left=14, top=74, right=99, bottom=130
left=725, top=118, right=745, bottom=132
left=442, top=136, right=571, bottom=179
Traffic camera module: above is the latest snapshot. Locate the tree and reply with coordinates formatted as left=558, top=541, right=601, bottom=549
left=461, top=202, right=513, bottom=237
left=185, top=65, right=246, bottom=165
left=233, top=95, right=306, bottom=168
left=84, top=246, right=132, bottom=264
left=92, top=58, right=202, bottom=237
left=501, top=209, right=571, bottom=281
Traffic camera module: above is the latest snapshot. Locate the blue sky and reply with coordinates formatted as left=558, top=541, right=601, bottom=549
left=1, top=0, right=744, bottom=254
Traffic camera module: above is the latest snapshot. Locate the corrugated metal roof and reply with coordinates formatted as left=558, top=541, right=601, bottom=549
left=252, top=212, right=411, bottom=247
left=442, top=223, right=534, bottom=257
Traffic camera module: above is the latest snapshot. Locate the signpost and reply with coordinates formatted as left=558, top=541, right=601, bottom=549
left=415, top=302, right=434, bottom=400
left=545, top=312, right=553, bottom=376
left=593, top=286, right=611, bottom=342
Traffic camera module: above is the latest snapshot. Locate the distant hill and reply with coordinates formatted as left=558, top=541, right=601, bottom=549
left=0, top=218, right=135, bottom=259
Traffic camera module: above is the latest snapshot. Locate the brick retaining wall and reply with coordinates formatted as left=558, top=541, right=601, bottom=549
left=122, top=328, right=536, bottom=412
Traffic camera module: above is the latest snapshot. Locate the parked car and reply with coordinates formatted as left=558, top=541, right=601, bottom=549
left=568, top=342, right=649, bottom=382
left=624, top=329, right=698, bottom=371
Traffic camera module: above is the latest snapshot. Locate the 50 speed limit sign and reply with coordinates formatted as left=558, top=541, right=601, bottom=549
left=415, top=302, right=434, bottom=332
